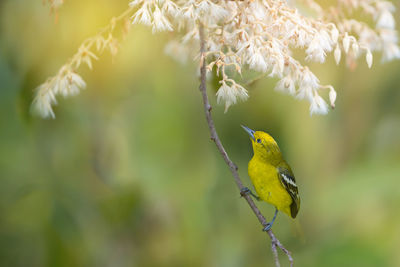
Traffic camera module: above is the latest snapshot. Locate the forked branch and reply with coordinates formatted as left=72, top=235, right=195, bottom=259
left=198, top=23, right=293, bottom=267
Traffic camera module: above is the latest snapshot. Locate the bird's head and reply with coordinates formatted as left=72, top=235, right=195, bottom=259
left=241, top=125, right=281, bottom=163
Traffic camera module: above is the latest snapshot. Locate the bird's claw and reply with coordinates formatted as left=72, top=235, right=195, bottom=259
left=240, top=187, right=251, bottom=197
left=263, top=223, right=273, bottom=231
left=262, top=209, right=278, bottom=231
left=240, top=187, right=260, bottom=200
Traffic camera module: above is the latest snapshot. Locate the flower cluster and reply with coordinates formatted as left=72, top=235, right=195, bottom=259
left=33, top=0, right=400, bottom=118
left=32, top=8, right=132, bottom=118
left=33, top=66, right=86, bottom=118
left=330, top=0, right=400, bottom=63
left=129, top=0, right=399, bottom=114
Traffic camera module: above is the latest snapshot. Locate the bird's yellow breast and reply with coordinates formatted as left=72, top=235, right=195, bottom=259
left=248, top=157, right=293, bottom=216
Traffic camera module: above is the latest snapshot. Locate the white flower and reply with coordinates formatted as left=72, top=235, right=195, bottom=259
left=64, top=72, right=86, bottom=96
left=132, top=4, right=152, bottom=26
left=196, top=0, right=210, bottom=13
left=382, top=42, right=400, bottom=62
left=296, top=29, right=308, bottom=48
left=343, top=32, right=350, bottom=53
left=208, top=2, right=229, bottom=21
left=328, top=86, right=337, bottom=108
left=377, top=11, right=395, bottom=29
left=216, top=81, right=248, bottom=113
left=152, top=5, right=173, bottom=33
left=300, top=69, right=319, bottom=91
left=306, top=36, right=327, bottom=63
left=366, top=50, right=373, bottom=68
left=379, top=29, right=400, bottom=62
left=268, top=60, right=284, bottom=78
left=182, top=5, right=195, bottom=20
left=334, top=44, right=341, bottom=65
left=32, top=83, right=57, bottom=119
left=275, top=75, right=296, bottom=95
left=129, top=0, right=144, bottom=8
left=75, top=46, right=98, bottom=70
left=310, top=94, right=328, bottom=115
left=32, top=69, right=86, bottom=118
left=52, top=69, right=86, bottom=97
left=351, top=42, right=359, bottom=56
left=162, top=0, right=179, bottom=16
left=297, top=86, right=314, bottom=102
left=331, top=27, right=339, bottom=43
left=307, top=30, right=334, bottom=62
left=247, top=50, right=268, bottom=73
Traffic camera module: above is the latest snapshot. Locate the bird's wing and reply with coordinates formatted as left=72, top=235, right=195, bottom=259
left=277, top=163, right=300, bottom=218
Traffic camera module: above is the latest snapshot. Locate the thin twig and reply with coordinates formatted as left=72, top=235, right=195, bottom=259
left=198, top=22, right=294, bottom=267
left=271, top=239, right=280, bottom=267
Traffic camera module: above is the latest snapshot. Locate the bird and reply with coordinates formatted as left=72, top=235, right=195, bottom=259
left=241, top=125, right=300, bottom=231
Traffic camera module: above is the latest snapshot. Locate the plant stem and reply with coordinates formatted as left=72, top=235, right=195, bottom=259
left=198, top=22, right=294, bottom=267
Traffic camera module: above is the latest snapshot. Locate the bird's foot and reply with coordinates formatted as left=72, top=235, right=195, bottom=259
left=240, top=187, right=260, bottom=201
left=262, top=209, right=278, bottom=231
left=239, top=187, right=251, bottom=197
left=262, top=223, right=273, bottom=231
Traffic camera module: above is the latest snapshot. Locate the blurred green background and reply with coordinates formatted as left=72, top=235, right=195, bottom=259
left=1, top=1, right=400, bottom=266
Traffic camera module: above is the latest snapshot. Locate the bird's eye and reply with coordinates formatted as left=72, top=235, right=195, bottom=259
left=257, top=139, right=261, bottom=143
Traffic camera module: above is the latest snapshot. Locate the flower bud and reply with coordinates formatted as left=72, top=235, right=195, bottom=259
left=366, top=50, right=373, bottom=68
left=329, top=86, right=337, bottom=109
left=334, top=44, right=341, bottom=65
left=343, top=33, right=350, bottom=53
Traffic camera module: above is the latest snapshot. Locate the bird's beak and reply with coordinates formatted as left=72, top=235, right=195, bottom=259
left=241, top=125, right=255, bottom=141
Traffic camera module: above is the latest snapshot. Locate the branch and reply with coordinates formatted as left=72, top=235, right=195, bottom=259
left=198, top=22, right=294, bottom=267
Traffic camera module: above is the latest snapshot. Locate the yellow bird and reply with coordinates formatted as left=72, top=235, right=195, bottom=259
left=241, top=125, right=300, bottom=231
